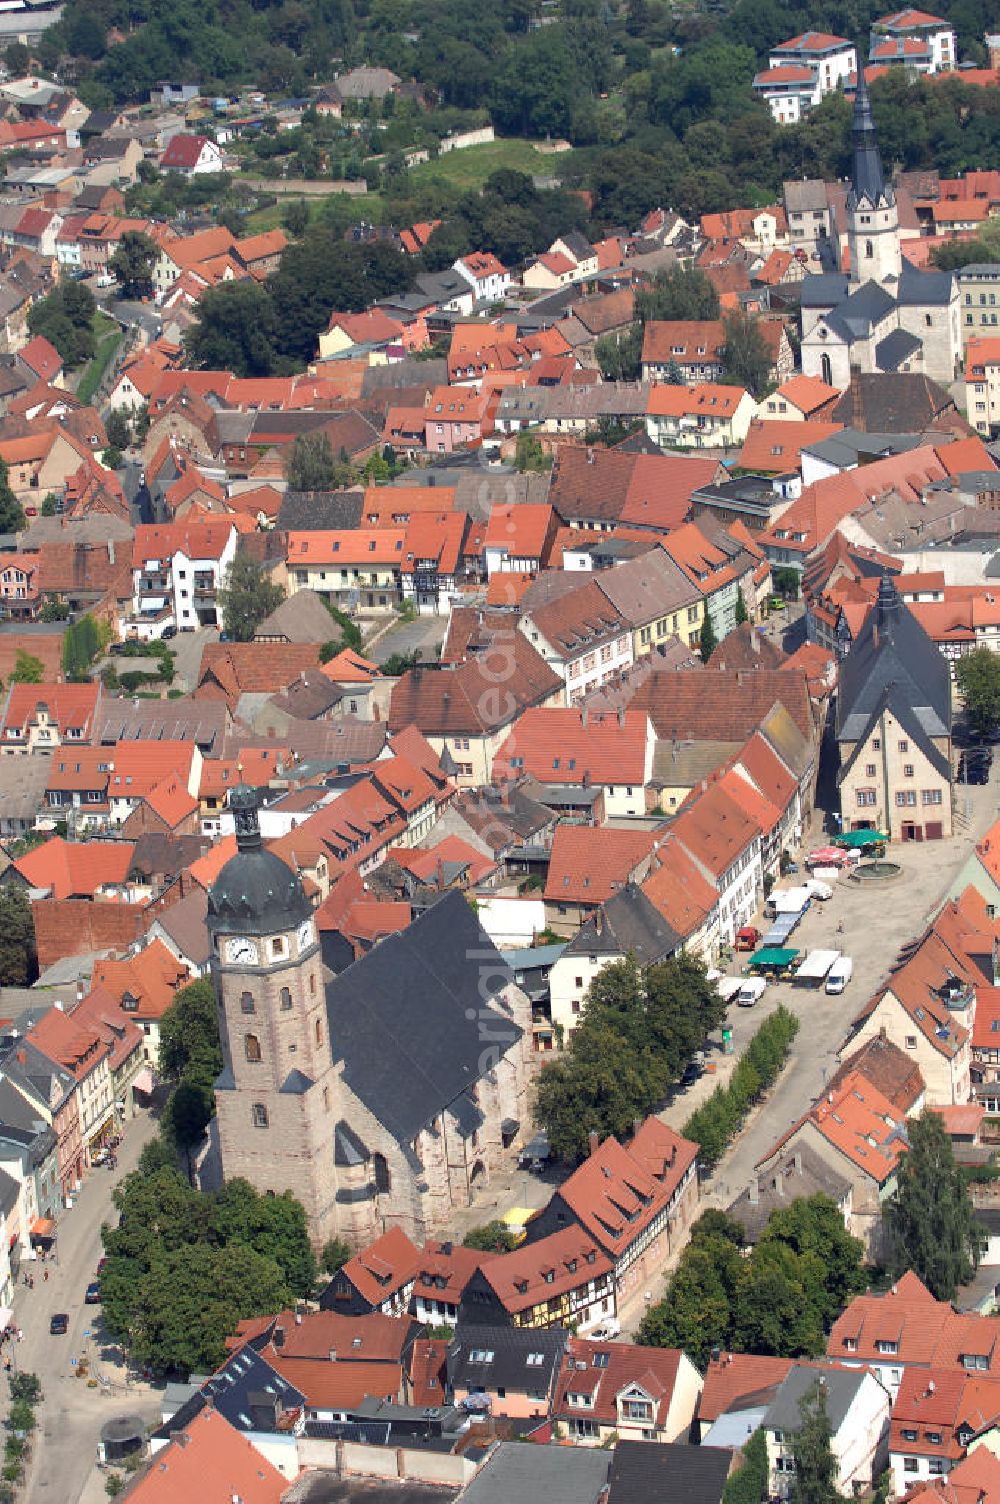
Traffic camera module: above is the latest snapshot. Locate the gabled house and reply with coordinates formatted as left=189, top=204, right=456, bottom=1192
left=458, top=1225, right=615, bottom=1333
left=836, top=575, right=952, bottom=841
left=553, top=1336, right=703, bottom=1446
left=519, top=577, right=633, bottom=706
left=159, top=133, right=225, bottom=176
left=523, top=1119, right=699, bottom=1302
left=764, top=1363, right=890, bottom=1498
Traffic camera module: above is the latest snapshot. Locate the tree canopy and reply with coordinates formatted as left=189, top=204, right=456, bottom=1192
left=638, top=1196, right=866, bottom=1367
left=26, top=282, right=96, bottom=369
left=217, top=551, right=285, bottom=642
left=956, top=648, right=1000, bottom=738
left=535, top=955, right=728, bottom=1162
left=101, top=1165, right=316, bottom=1374
left=284, top=431, right=352, bottom=492
left=109, top=230, right=160, bottom=299
left=0, top=459, right=24, bottom=533
left=0, top=887, right=37, bottom=987
left=886, top=1109, right=985, bottom=1300
left=791, top=1382, right=840, bottom=1504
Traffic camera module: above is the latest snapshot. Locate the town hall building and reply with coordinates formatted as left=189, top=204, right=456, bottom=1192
left=801, top=72, right=960, bottom=388
left=207, top=785, right=535, bottom=1248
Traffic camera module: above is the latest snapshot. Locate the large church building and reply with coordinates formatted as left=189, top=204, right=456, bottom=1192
left=801, top=73, right=960, bottom=388
left=207, top=785, right=535, bottom=1248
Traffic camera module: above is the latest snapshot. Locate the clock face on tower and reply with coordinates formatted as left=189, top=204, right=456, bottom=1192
left=226, top=936, right=259, bottom=965
left=297, top=919, right=314, bottom=952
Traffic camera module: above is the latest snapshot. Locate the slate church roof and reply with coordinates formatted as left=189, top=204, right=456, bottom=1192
left=324, top=891, right=522, bottom=1155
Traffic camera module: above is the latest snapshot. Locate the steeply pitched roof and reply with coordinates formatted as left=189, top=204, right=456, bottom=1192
left=837, top=575, right=951, bottom=748
left=545, top=824, right=658, bottom=904
left=324, top=891, right=521, bottom=1150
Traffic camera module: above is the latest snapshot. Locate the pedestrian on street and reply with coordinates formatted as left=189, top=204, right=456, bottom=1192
left=43, top=1270, right=48, bottom=1283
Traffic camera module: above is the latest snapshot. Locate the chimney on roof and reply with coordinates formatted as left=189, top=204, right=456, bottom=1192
left=588, top=1130, right=599, bottom=1156
left=850, top=366, right=864, bottom=431
left=581, top=704, right=588, bottom=728
left=617, top=706, right=625, bottom=729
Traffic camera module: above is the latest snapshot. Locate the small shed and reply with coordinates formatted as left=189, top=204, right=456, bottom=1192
left=98, top=1414, right=146, bottom=1465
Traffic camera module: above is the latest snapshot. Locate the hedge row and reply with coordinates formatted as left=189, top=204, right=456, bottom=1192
left=683, top=1004, right=799, bottom=1171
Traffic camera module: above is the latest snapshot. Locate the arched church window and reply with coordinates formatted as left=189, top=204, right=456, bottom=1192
left=820, top=353, right=832, bottom=387
left=280, top=987, right=292, bottom=1011
left=245, top=1033, right=262, bottom=1063
left=240, top=991, right=255, bottom=1014
left=315, top=1017, right=323, bottom=1046
left=865, top=240, right=874, bottom=258
left=373, top=1153, right=391, bottom=1194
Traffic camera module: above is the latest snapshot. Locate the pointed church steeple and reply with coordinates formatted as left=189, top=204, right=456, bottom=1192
left=845, top=65, right=901, bottom=285
left=847, top=69, right=894, bottom=212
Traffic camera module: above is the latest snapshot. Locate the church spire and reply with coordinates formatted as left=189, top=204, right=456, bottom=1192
left=847, top=68, right=894, bottom=211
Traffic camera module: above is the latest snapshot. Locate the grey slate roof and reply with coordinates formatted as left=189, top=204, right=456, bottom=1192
left=898, top=263, right=955, bottom=307
left=325, top=890, right=522, bottom=1150
left=446, top=1324, right=566, bottom=1396
left=846, top=71, right=894, bottom=212
left=828, top=375, right=956, bottom=434
left=728, top=1143, right=852, bottom=1243
left=607, top=1441, right=733, bottom=1504
left=593, top=883, right=682, bottom=964
left=458, top=1441, right=610, bottom=1504
left=832, top=280, right=896, bottom=337
left=876, top=327, right=922, bottom=371
left=837, top=575, right=951, bottom=773
left=764, top=1364, right=867, bottom=1434
left=201, top=1344, right=305, bottom=1433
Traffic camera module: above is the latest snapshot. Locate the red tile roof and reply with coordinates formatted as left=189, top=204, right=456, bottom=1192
left=555, top=1122, right=698, bottom=1262
left=641, top=836, right=720, bottom=940
left=670, top=781, right=764, bottom=880
left=480, top=1226, right=613, bottom=1315
left=122, top=1407, right=286, bottom=1504
left=699, top=1352, right=795, bottom=1423
left=339, top=1227, right=420, bottom=1308
left=738, top=419, right=844, bottom=474
left=545, top=823, right=658, bottom=904
left=15, top=836, right=133, bottom=898
left=554, top=1336, right=687, bottom=1431
left=160, top=133, right=212, bottom=170
left=92, top=938, right=190, bottom=1022
left=494, top=706, right=649, bottom=787
left=483, top=502, right=555, bottom=561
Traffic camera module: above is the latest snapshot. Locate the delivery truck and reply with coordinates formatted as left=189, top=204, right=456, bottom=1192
left=825, top=956, right=854, bottom=994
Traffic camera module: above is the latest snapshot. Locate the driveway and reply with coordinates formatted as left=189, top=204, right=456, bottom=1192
left=4, top=1112, right=163, bottom=1504
left=170, top=626, right=218, bottom=690
left=369, top=615, right=447, bottom=666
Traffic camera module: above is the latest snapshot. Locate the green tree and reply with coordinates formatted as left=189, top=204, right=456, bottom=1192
left=40, top=493, right=58, bottom=517
left=158, top=977, right=222, bottom=1089
left=0, top=887, right=37, bottom=984
left=10, top=650, right=44, bottom=684
left=108, top=231, right=160, bottom=300
left=105, top=409, right=131, bottom=451
left=721, top=309, right=772, bottom=399
left=321, top=1238, right=352, bottom=1276
left=62, top=613, right=102, bottom=679
left=735, top=587, right=748, bottom=625
left=211, top=1178, right=316, bottom=1298
left=887, top=1110, right=985, bottom=1300
left=281, top=199, right=310, bottom=237
left=773, top=566, right=799, bottom=600
left=0, top=458, right=24, bottom=532
left=956, top=647, right=1000, bottom=738
left=791, top=1382, right=840, bottom=1504
left=723, top=1429, right=768, bottom=1504
left=217, top=550, right=284, bottom=642
left=132, top=1242, right=289, bottom=1375
left=535, top=1023, right=653, bottom=1162
left=162, top=1079, right=214, bottom=1183
left=27, top=283, right=96, bottom=368
left=758, top=1195, right=865, bottom=1326
left=636, top=265, right=720, bottom=324
left=184, top=280, right=279, bottom=378
left=3, top=42, right=28, bottom=75
left=284, top=431, right=345, bottom=491
left=463, top=1220, right=519, bottom=1253
left=700, top=613, right=718, bottom=663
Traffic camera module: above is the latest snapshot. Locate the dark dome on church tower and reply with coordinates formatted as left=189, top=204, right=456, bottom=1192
left=207, top=784, right=311, bottom=936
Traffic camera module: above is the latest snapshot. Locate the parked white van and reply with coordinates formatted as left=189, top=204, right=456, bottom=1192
left=737, top=977, right=768, bottom=1007
left=825, top=956, right=854, bottom=994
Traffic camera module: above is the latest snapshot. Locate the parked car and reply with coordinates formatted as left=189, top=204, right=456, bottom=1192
left=161, top=624, right=177, bottom=640
left=585, top=1319, right=621, bottom=1341
left=49, top=1314, right=68, bottom=1335
left=85, top=1281, right=101, bottom=1305
left=680, top=1060, right=704, bottom=1087
left=825, top=956, right=854, bottom=995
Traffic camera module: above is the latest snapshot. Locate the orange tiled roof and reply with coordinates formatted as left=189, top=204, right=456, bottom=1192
left=14, top=836, right=133, bottom=898
left=545, top=823, right=658, bottom=904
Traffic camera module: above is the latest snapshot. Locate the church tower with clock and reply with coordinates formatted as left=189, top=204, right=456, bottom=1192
left=207, top=784, right=339, bottom=1239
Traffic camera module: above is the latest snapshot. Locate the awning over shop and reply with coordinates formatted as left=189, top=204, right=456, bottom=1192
left=30, top=1218, right=55, bottom=1242
left=748, top=947, right=800, bottom=969
left=132, top=1069, right=154, bottom=1094
left=835, top=830, right=888, bottom=848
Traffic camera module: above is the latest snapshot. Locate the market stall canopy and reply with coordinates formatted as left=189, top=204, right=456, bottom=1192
left=835, top=830, right=887, bottom=848
left=748, top=947, right=799, bottom=969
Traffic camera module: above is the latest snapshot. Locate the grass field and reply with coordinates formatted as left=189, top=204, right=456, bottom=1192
left=242, top=137, right=571, bottom=233
left=76, top=312, right=122, bottom=406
